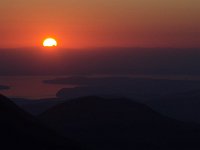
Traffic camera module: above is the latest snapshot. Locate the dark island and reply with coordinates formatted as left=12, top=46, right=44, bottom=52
left=0, top=85, right=10, bottom=90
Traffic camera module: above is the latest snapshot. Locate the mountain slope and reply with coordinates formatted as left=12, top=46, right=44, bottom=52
left=0, top=94, right=83, bottom=150
left=147, top=89, right=200, bottom=123
left=40, top=96, right=200, bottom=150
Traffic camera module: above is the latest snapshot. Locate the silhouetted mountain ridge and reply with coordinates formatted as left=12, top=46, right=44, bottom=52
left=40, top=96, right=200, bottom=150
left=147, top=89, right=200, bottom=124
left=0, top=94, right=83, bottom=150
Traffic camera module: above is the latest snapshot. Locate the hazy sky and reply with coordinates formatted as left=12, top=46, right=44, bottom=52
left=0, top=0, right=199, bottom=48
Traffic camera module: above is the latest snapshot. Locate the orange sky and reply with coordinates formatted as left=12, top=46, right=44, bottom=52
left=0, top=0, right=200, bottom=48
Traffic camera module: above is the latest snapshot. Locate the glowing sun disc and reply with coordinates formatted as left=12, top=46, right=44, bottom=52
left=43, top=38, right=57, bottom=47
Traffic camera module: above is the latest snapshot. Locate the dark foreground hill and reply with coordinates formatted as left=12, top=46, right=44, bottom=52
left=0, top=94, right=83, bottom=150
left=40, top=96, right=200, bottom=150
left=147, top=89, right=200, bottom=124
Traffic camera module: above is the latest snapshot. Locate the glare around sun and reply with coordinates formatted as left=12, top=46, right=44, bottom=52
left=43, top=38, right=57, bottom=47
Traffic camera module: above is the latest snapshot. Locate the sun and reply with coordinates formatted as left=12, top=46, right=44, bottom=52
left=43, top=38, right=57, bottom=47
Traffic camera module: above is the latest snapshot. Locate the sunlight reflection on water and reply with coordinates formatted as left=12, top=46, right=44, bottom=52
left=0, top=76, right=77, bottom=99
left=0, top=75, right=200, bottom=99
